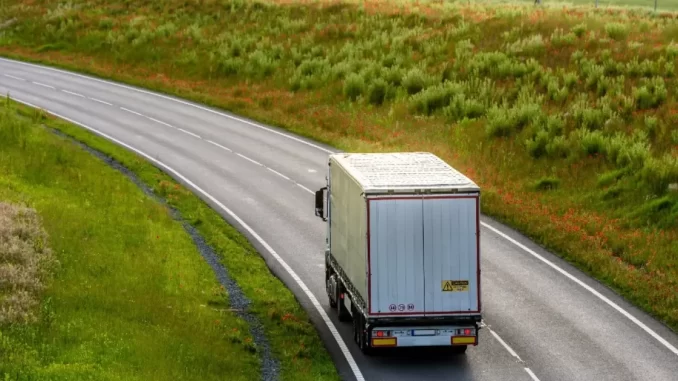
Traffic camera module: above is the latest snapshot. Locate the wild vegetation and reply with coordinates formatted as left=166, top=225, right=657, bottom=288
left=0, top=0, right=677, bottom=331
left=0, top=100, right=339, bottom=380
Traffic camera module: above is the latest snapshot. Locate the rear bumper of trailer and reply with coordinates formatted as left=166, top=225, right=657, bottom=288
left=369, top=324, right=479, bottom=348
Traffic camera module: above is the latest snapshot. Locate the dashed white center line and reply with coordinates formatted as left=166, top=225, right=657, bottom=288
left=32, top=81, right=54, bottom=89
left=237, top=153, right=263, bottom=166
left=296, top=183, right=314, bottom=194
left=178, top=128, right=201, bottom=139
left=89, top=97, right=113, bottom=106
left=120, top=106, right=144, bottom=116
left=267, top=167, right=290, bottom=181
left=524, top=368, right=541, bottom=381
left=206, top=140, right=232, bottom=152
left=4, top=74, right=25, bottom=81
left=62, top=89, right=84, bottom=98
left=147, top=116, right=175, bottom=129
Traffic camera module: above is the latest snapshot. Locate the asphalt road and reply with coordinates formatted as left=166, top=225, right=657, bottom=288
left=2, top=57, right=678, bottom=381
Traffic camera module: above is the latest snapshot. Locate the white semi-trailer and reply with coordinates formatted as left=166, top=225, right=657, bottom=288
left=314, top=152, right=482, bottom=354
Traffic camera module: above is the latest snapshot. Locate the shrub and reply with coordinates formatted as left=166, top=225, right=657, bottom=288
left=605, top=22, right=629, bottom=41
left=402, top=67, right=428, bottom=95
left=533, top=177, right=561, bottom=191
left=633, top=77, right=668, bottom=110
left=409, top=80, right=464, bottom=115
left=343, top=72, right=365, bottom=101
left=367, top=77, right=389, bottom=105
left=641, top=154, right=678, bottom=195
left=442, top=94, right=486, bottom=122
left=486, top=101, right=541, bottom=138
left=572, top=23, right=587, bottom=38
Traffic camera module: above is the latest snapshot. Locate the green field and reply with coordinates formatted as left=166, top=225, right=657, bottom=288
left=0, top=99, right=340, bottom=380
left=0, top=0, right=677, bottom=338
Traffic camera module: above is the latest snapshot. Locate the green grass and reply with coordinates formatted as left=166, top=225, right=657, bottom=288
left=0, top=99, right=340, bottom=380
left=0, top=0, right=677, bottom=334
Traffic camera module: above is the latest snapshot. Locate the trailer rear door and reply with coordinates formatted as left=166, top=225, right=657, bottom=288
left=368, top=197, right=426, bottom=316
left=422, top=195, right=480, bottom=315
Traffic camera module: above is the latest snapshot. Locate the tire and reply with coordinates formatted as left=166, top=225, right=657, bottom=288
left=326, top=269, right=337, bottom=309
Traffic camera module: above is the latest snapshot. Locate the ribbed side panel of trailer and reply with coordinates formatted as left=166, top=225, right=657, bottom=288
left=328, top=156, right=368, bottom=301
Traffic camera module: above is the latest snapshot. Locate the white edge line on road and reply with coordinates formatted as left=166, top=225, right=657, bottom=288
left=481, top=221, right=678, bottom=357
left=62, top=89, right=84, bottom=98
left=10, top=97, right=365, bottom=381
left=89, top=97, right=113, bottom=106
left=32, top=81, right=55, bottom=89
left=4, top=74, right=26, bottom=81
left=5, top=57, right=677, bottom=358
left=0, top=57, right=334, bottom=154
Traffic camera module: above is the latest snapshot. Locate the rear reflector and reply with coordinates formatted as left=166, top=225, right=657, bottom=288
left=452, top=336, right=476, bottom=345
left=372, top=337, right=397, bottom=347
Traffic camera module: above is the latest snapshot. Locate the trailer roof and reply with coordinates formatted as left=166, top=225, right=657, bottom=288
left=330, top=152, right=480, bottom=193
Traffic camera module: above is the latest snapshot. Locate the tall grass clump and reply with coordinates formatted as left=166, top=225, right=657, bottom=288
left=0, top=202, right=57, bottom=325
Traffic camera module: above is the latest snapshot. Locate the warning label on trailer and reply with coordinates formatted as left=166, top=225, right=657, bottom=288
left=442, top=280, right=469, bottom=292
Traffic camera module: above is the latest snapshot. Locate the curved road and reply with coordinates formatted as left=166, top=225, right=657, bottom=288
left=2, top=57, right=678, bottom=381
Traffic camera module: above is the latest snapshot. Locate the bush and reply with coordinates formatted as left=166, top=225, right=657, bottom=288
left=367, top=78, right=389, bottom=105
left=402, top=67, right=429, bottom=95
left=604, top=22, right=628, bottom=41
left=486, top=101, right=541, bottom=138
left=343, top=72, right=365, bottom=101
left=410, top=81, right=464, bottom=115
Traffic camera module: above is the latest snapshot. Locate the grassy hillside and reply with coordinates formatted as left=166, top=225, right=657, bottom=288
left=0, top=0, right=677, bottom=332
left=0, top=99, right=339, bottom=380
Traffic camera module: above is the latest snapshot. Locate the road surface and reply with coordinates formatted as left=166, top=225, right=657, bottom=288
left=2, top=57, right=678, bottom=381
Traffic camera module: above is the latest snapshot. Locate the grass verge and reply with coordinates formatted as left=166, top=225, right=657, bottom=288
left=0, top=0, right=677, bottom=334
left=0, top=98, right=340, bottom=380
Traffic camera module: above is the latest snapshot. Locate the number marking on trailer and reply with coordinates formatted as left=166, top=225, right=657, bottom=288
left=442, top=280, right=469, bottom=292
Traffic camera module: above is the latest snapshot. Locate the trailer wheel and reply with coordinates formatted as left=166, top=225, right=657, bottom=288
left=326, top=268, right=337, bottom=309
left=357, top=314, right=374, bottom=356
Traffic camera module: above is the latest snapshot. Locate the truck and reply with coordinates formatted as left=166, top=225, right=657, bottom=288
left=314, top=152, right=482, bottom=355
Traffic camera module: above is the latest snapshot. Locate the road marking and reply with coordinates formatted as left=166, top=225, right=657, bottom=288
left=178, top=128, right=201, bottom=139
left=206, top=140, right=232, bottom=152
left=485, top=324, right=522, bottom=361
left=480, top=221, right=678, bottom=357
left=62, top=89, right=84, bottom=98
left=32, top=81, right=54, bottom=89
left=296, top=183, right=314, bottom=194
left=120, top=106, right=144, bottom=117
left=8, top=97, right=365, bottom=381
left=0, top=57, right=335, bottom=154
left=237, top=153, right=263, bottom=166
left=89, top=97, right=113, bottom=106
left=267, top=167, right=290, bottom=181
left=147, top=116, right=174, bottom=128
left=3, top=74, right=25, bottom=81
left=524, top=368, right=541, bottom=381
left=308, top=169, right=317, bottom=173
